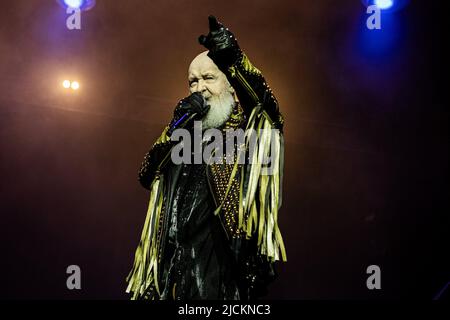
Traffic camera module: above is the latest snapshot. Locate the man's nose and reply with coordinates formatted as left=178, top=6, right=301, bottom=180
left=193, top=79, right=207, bottom=93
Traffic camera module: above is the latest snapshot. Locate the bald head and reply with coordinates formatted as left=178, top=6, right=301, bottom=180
left=188, top=51, right=217, bottom=77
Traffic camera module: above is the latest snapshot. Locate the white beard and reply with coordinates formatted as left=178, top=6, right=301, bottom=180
left=202, top=90, right=235, bottom=130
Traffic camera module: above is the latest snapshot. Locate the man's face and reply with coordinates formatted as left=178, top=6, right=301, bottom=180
left=188, top=51, right=234, bottom=101
left=188, top=51, right=236, bottom=129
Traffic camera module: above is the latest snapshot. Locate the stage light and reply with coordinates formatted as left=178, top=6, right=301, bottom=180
left=62, top=80, right=71, bottom=89
left=361, top=0, right=409, bottom=12
left=375, top=0, right=394, bottom=9
left=71, top=81, right=80, bottom=90
left=57, top=0, right=96, bottom=11
left=64, top=0, right=83, bottom=9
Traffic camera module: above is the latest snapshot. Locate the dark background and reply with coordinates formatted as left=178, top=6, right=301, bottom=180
left=0, top=0, right=447, bottom=299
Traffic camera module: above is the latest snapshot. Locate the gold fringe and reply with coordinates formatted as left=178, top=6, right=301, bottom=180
left=125, top=175, right=164, bottom=299
left=215, top=106, right=287, bottom=263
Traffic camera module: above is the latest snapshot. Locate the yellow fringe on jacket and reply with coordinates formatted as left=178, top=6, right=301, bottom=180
left=214, top=105, right=287, bottom=262
left=126, top=107, right=287, bottom=300
left=125, top=175, right=164, bottom=300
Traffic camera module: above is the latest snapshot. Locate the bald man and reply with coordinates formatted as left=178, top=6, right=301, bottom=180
left=127, top=16, right=286, bottom=300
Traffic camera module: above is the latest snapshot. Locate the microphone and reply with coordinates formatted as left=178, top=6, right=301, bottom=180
left=168, top=112, right=198, bottom=136
left=167, top=93, right=207, bottom=136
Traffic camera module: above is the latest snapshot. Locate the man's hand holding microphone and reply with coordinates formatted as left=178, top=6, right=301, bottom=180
left=167, top=92, right=210, bottom=136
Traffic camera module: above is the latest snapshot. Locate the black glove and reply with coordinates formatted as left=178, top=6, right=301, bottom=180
left=167, top=92, right=210, bottom=136
left=198, top=15, right=242, bottom=69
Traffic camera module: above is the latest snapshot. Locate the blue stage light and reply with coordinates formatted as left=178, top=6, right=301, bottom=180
left=375, top=0, right=394, bottom=10
left=57, top=0, right=96, bottom=11
left=64, top=0, right=84, bottom=9
left=360, top=0, right=409, bottom=13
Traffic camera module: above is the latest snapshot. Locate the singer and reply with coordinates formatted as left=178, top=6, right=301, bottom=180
left=126, top=16, right=287, bottom=300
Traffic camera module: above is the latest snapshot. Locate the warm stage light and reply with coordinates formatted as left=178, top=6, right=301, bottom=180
left=62, top=80, right=71, bottom=89
left=71, top=81, right=80, bottom=90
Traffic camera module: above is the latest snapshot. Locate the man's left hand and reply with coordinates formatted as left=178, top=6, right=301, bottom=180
left=198, top=15, right=242, bottom=68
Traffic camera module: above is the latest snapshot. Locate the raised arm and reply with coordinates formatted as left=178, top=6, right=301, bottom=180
left=199, top=15, right=284, bottom=131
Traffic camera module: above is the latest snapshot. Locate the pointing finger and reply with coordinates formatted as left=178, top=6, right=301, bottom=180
left=208, top=15, right=222, bottom=31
